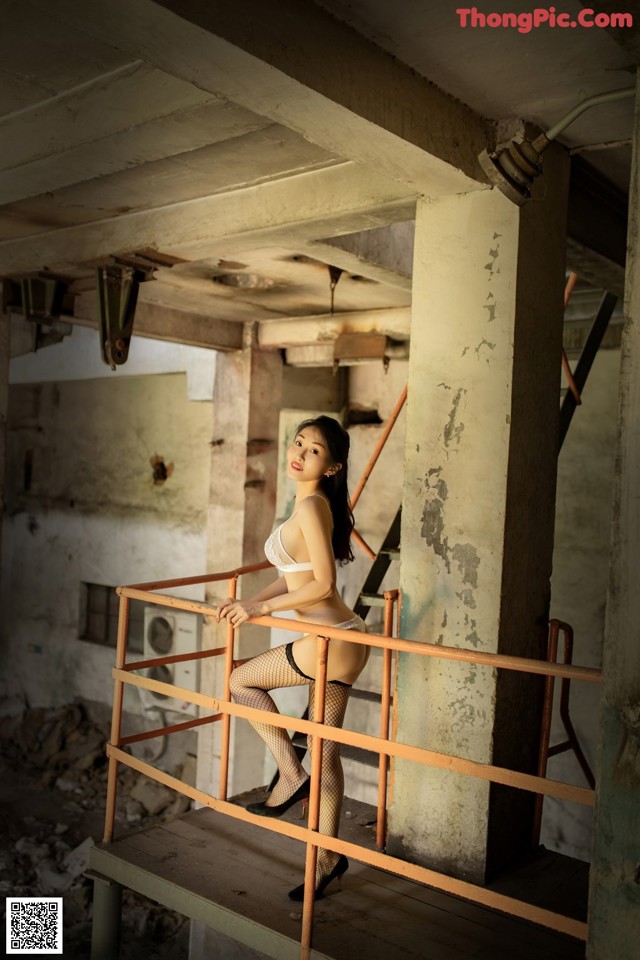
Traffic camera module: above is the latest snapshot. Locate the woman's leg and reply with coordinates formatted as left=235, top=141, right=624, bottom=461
left=307, top=680, right=351, bottom=883
left=229, top=645, right=309, bottom=807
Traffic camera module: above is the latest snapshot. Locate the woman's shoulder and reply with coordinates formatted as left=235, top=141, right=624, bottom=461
left=297, top=493, right=332, bottom=521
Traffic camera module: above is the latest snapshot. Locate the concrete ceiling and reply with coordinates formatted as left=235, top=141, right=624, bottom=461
left=0, top=0, right=636, bottom=360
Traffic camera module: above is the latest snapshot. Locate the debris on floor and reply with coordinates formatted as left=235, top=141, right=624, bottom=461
left=0, top=695, right=192, bottom=959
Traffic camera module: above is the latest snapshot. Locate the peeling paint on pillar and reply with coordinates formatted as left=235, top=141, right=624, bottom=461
left=392, top=183, right=562, bottom=883
left=443, top=387, right=466, bottom=449
left=451, top=543, right=479, bottom=587
left=421, top=495, right=450, bottom=572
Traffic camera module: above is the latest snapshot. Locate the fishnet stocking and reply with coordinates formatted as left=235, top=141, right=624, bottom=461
left=308, top=679, right=350, bottom=882
left=229, top=645, right=308, bottom=806
left=229, top=644, right=351, bottom=886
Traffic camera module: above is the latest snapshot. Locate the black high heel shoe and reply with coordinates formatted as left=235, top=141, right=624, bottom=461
left=288, top=854, right=349, bottom=901
left=246, top=777, right=310, bottom=818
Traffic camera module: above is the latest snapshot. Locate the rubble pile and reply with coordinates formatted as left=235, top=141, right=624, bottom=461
left=0, top=697, right=193, bottom=959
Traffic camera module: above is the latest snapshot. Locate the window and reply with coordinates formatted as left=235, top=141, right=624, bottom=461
left=80, top=582, right=144, bottom=653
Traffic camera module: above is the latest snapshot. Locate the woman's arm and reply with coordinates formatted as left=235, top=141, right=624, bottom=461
left=248, top=575, right=289, bottom=605
left=215, top=575, right=287, bottom=622
left=218, top=498, right=336, bottom=625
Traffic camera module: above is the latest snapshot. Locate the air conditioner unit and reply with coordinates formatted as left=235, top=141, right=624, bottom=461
left=141, top=607, right=201, bottom=716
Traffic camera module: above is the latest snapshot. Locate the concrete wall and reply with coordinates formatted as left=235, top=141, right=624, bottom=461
left=544, top=347, right=621, bottom=862
left=1, top=332, right=213, bottom=716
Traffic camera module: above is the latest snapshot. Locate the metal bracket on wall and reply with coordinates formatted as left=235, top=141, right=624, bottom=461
left=19, top=273, right=68, bottom=323
left=97, top=264, right=147, bottom=369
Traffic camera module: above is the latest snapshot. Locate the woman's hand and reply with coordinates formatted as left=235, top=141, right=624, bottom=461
left=216, top=598, right=266, bottom=626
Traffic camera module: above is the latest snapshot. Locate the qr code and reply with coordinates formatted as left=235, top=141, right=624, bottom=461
left=6, top=898, right=63, bottom=954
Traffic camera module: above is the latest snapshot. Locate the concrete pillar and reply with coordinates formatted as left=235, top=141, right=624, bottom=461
left=89, top=874, right=122, bottom=960
left=0, top=302, right=10, bottom=584
left=588, top=74, right=640, bottom=960
left=388, top=145, right=570, bottom=882
left=196, top=325, right=283, bottom=800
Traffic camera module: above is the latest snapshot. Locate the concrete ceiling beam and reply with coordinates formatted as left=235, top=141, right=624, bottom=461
left=306, top=221, right=414, bottom=291
left=0, top=95, right=270, bottom=206
left=71, top=291, right=243, bottom=351
left=258, top=306, right=411, bottom=349
left=28, top=0, right=489, bottom=197
left=0, top=162, right=415, bottom=275
left=2, top=61, right=214, bottom=171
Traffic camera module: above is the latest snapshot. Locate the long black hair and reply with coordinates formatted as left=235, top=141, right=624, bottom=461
left=294, top=415, right=355, bottom=564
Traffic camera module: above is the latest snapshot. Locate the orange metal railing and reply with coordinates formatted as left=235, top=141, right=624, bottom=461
left=103, top=565, right=601, bottom=959
left=350, top=384, right=407, bottom=561
left=561, top=271, right=582, bottom=405
left=532, top=618, right=596, bottom=847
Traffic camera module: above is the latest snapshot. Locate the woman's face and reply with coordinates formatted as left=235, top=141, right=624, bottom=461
left=287, top=426, right=338, bottom=483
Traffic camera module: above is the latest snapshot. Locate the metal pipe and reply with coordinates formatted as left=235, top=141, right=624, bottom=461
left=114, top=669, right=595, bottom=806
left=377, top=592, right=396, bottom=849
left=122, top=645, right=227, bottom=672
left=120, top=559, right=272, bottom=592
left=103, top=594, right=130, bottom=843
left=219, top=576, right=237, bottom=802
left=558, top=629, right=596, bottom=788
left=545, top=86, right=635, bottom=142
left=532, top=621, right=559, bottom=847
left=562, top=272, right=582, bottom=405
left=116, top=586, right=601, bottom=684
left=301, top=634, right=329, bottom=959
left=350, top=385, right=407, bottom=508
left=119, top=712, right=222, bottom=746
left=351, top=526, right=376, bottom=559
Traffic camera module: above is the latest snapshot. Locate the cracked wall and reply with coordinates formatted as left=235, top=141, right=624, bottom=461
left=1, top=342, right=213, bottom=712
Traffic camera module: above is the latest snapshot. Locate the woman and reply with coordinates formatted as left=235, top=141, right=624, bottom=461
left=216, top=415, right=368, bottom=900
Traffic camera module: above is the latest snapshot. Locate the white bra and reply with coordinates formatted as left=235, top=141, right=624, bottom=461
left=264, top=522, right=314, bottom=573
left=264, top=495, right=331, bottom=573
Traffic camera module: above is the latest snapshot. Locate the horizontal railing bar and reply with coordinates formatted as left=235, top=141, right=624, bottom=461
left=115, top=588, right=602, bottom=685
left=122, top=646, right=227, bottom=672
left=258, top=616, right=602, bottom=683
left=119, top=588, right=221, bottom=617
left=113, top=669, right=594, bottom=806
left=120, top=712, right=222, bottom=746
left=348, top=688, right=384, bottom=703
left=114, top=670, right=216, bottom=711
left=106, top=745, right=587, bottom=942
left=120, top=560, right=273, bottom=592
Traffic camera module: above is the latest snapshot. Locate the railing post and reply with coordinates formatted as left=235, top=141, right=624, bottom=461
left=104, top=593, right=130, bottom=843
left=558, top=625, right=595, bottom=789
left=377, top=591, right=396, bottom=850
left=300, top=634, right=329, bottom=960
left=532, top=620, right=560, bottom=848
left=219, top=575, right=238, bottom=802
